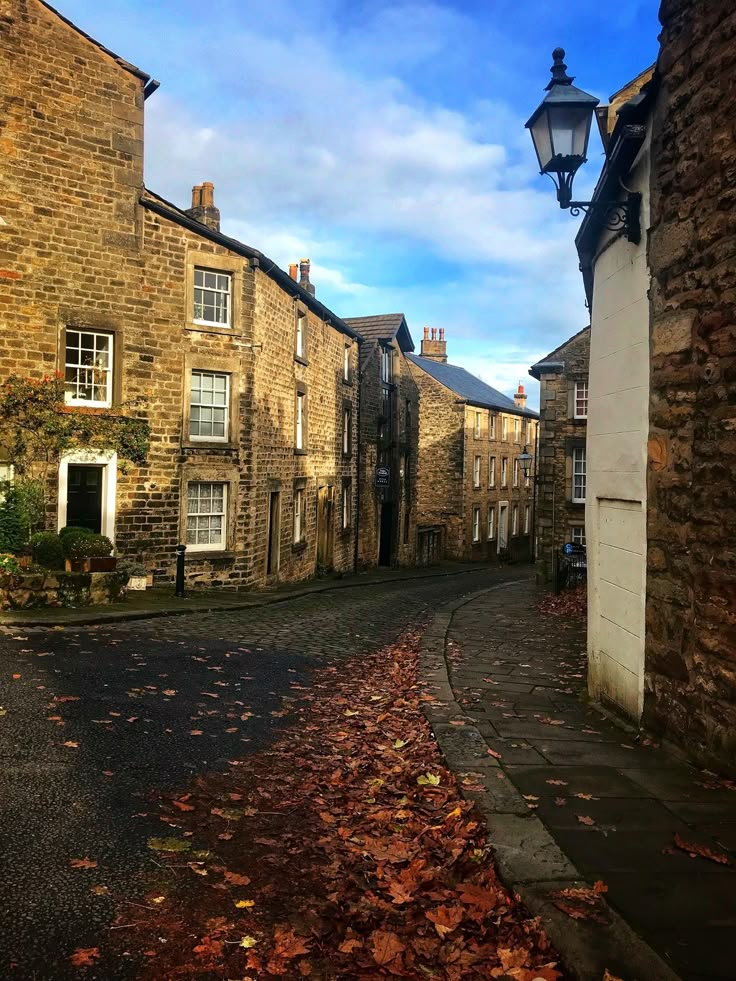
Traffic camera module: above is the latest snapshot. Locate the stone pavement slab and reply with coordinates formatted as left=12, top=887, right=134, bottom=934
left=420, top=579, right=736, bottom=981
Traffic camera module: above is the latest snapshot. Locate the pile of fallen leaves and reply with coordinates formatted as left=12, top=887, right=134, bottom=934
left=104, top=628, right=563, bottom=979
left=538, top=586, right=587, bottom=620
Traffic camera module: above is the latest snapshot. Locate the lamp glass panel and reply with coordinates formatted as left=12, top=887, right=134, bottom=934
left=530, top=110, right=553, bottom=171
left=549, top=105, right=593, bottom=159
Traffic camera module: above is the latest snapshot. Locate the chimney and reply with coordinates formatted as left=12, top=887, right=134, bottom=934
left=289, top=263, right=298, bottom=281
left=299, top=258, right=315, bottom=296
left=420, top=327, right=448, bottom=363
left=185, top=181, right=221, bottom=232
left=514, top=382, right=527, bottom=408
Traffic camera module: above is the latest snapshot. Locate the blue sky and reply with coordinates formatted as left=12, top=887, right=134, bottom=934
left=61, top=0, right=660, bottom=407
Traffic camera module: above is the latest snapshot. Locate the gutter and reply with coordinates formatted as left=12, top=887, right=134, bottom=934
left=140, top=196, right=362, bottom=343
left=528, top=360, right=564, bottom=381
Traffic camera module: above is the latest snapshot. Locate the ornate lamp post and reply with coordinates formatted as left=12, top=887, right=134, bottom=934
left=526, top=48, right=641, bottom=243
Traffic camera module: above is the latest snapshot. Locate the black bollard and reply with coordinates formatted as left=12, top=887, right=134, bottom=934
left=174, top=543, right=186, bottom=597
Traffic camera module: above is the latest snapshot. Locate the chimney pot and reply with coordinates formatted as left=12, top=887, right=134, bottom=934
left=289, top=263, right=298, bottom=281
left=423, top=327, right=429, bottom=340
left=431, top=328, right=437, bottom=340
left=420, top=326, right=448, bottom=363
left=185, top=181, right=220, bottom=233
left=191, top=184, right=203, bottom=209
left=201, top=181, right=214, bottom=208
left=299, top=258, right=316, bottom=296
left=439, top=328, right=445, bottom=341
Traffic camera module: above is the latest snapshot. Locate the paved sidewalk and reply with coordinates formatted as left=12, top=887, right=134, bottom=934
left=421, top=579, right=736, bottom=981
left=0, top=559, right=491, bottom=628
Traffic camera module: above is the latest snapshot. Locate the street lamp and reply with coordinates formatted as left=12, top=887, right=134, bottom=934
left=526, top=48, right=641, bottom=243
left=519, top=445, right=533, bottom=479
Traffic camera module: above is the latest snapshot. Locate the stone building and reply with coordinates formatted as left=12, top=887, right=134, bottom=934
left=408, top=331, right=538, bottom=563
left=573, top=0, right=736, bottom=772
left=0, top=0, right=360, bottom=589
left=343, top=314, right=419, bottom=568
left=529, top=326, right=590, bottom=581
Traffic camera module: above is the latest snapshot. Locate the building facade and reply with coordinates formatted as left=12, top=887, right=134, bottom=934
left=408, top=331, right=538, bottom=563
left=0, top=0, right=360, bottom=589
left=344, top=314, right=419, bottom=568
left=530, top=327, right=590, bottom=582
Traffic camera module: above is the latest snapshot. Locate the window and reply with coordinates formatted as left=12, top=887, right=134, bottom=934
left=501, top=457, right=508, bottom=488
left=571, top=526, right=586, bottom=546
left=381, top=347, right=393, bottom=383
left=488, top=456, right=496, bottom=487
left=524, top=504, right=530, bottom=534
left=473, top=455, right=481, bottom=488
left=514, top=418, right=521, bottom=443
left=405, top=399, right=412, bottom=435
left=513, top=458, right=519, bottom=487
left=512, top=504, right=519, bottom=536
left=490, top=414, right=496, bottom=439
left=342, top=404, right=352, bottom=456
left=187, top=481, right=226, bottom=551
left=474, top=411, right=481, bottom=438
left=472, top=507, right=480, bottom=542
left=574, top=380, right=589, bottom=419
left=295, top=312, right=306, bottom=360
left=487, top=506, right=495, bottom=540
left=342, top=480, right=351, bottom=530
left=572, top=447, right=586, bottom=502
left=64, top=329, right=113, bottom=406
left=501, top=416, right=508, bottom=441
left=293, top=486, right=305, bottom=544
left=403, top=509, right=410, bottom=545
left=295, top=387, right=307, bottom=451
left=193, top=268, right=231, bottom=327
left=190, top=371, right=229, bottom=441
left=343, top=345, right=350, bottom=382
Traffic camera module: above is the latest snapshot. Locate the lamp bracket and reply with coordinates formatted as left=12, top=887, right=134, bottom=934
left=567, top=191, right=642, bottom=244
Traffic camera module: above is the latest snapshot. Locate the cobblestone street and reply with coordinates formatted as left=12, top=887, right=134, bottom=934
left=0, top=565, right=525, bottom=979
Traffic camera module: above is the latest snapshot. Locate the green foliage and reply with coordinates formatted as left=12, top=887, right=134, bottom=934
left=63, top=533, right=113, bottom=560
left=59, top=525, right=94, bottom=541
left=118, top=560, right=147, bottom=577
left=0, top=488, right=30, bottom=554
left=0, top=552, right=20, bottom=574
left=30, top=531, right=65, bottom=569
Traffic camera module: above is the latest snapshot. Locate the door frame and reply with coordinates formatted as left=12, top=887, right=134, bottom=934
left=266, top=490, right=281, bottom=576
left=316, top=483, right=335, bottom=570
left=497, top=501, right=508, bottom=553
left=57, top=450, right=117, bottom=541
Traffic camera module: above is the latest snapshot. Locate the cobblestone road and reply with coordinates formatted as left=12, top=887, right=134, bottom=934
left=0, top=566, right=526, bottom=980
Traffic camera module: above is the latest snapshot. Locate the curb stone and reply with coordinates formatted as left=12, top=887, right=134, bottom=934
left=418, top=583, right=681, bottom=981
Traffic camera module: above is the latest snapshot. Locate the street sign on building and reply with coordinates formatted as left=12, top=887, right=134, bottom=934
left=375, top=466, right=390, bottom=487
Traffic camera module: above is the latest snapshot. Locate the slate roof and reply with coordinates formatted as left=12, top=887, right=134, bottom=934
left=407, top=355, right=538, bottom=418
left=529, top=325, right=591, bottom=379
left=343, top=313, right=415, bottom=369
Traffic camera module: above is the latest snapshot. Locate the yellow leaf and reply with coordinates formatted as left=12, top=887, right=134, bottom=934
left=393, top=738, right=408, bottom=749
left=150, top=896, right=165, bottom=904
left=235, top=899, right=255, bottom=909
left=239, top=936, right=258, bottom=948
left=417, top=773, right=441, bottom=786
left=344, top=709, right=358, bottom=717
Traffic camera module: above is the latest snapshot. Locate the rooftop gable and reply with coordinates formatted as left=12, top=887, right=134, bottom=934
left=408, top=355, right=538, bottom=418
left=529, top=325, right=591, bottom=379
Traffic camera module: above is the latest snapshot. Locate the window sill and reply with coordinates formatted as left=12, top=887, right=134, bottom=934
left=342, top=378, right=353, bottom=387
left=186, top=549, right=236, bottom=561
left=183, top=440, right=238, bottom=452
left=342, top=452, right=353, bottom=461
left=294, top=448, right=309, bottom=457
left=294, top=355, right=309, bottom=367
left=292, top=541, right=308, bottom=554
left=571, top=499, right=586, bottom=506
left=186, top=323, right=240, bottom=337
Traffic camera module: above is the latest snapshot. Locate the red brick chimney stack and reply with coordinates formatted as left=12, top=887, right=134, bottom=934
left=420, top=327, right=448, bottom=363
left=289, top=263, right=298, bottom=281
left=299, top=258, right=316, bottom=296
left=186, top=181, right=221, bottom=232
left=514, top=383, right=528, bottom=408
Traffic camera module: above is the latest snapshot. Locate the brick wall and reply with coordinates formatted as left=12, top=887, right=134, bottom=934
left=533, top=328, right=590, bottom=581
left=645, top=0, right=736, bottom=770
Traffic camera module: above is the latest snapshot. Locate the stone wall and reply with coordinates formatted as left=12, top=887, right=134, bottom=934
left=533, top=328, right=590, bottom=582
left=357, top=341, right=419, bottom=568
left=645, top=0, right=736, bottom=770
left=0, top=570, right=127, bottom=609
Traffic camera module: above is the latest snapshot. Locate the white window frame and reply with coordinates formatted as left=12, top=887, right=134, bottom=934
left=513, top=458, right=519, bottom=488
left=381, top=347, right=393, bottom=384
left=296, top=312, right=307, bottom=359
left=472, top=506, right=480, bottom=543
left=501, top=416, right=508, bottom=441
left=572, top=447, right=586, bottom=503
left=343, top=406, right=351, bottom=456
left=474, top=411, right=481, bottom=438
left=488, top=456, right=496, bottom=488
left=64, top=329, right=113, bottom=408
left=514, top=418, right=521, bottom=443
left=512, top=504, right=519, bottom=536
left=293, top=487, right=305, bottom=544
left=193, top=268, right=232, bottom=328
left=342, top=481, right=351, bottom=530
left=571, top=526, right=586, bottom=546
left=524, top=504, right=530, bottom=534
left=343, top=346, right=350, bottom=382
left=296, top=391, right=305, bottom=450
left=489, top=414, right=496, bottom=439
left=189, top=370, right=229, bottom=442
left=574, top=380, right=589, bottom=419
left=473, top=455, right=481, bottom=488
left=487, top=506, right=495, bottom=540
left=186, top=481, right=227, bottom=552
left=501, top=457, right=508, bottom=488
left=57, top=450, right=117, bottom=542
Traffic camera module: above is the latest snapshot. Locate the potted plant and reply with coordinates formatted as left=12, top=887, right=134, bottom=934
left=119, top=561, right=148, bottom=591
left=63, top=532, right=115, bottom=573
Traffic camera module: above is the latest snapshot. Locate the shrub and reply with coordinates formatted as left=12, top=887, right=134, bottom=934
left=30, top=531, right=65, bottom=569
left=59, top=526, right=94, bottom=541
left=64, top=533, right=114, bottom=561
left=118, top=561, right=147, bottom=578
left=0, top=488, right=29, bottom=554
left=0, top=552, right=20, bottom=574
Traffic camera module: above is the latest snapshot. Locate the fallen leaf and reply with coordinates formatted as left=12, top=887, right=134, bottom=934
left=486, top=748, right=502, bottom=759
left=370, top=929, right=405, bottom=966
left=417, top=773, right=441, bottom=786
left=239, top=936, right=258, bottom=949
left=70, top=858, right=97, bottom=869
left=673, top=833, right=733, bottom=866
left=69, top=948, right=99, bottom=967
left=577, top=815, right=595, bottom=826
left=147, top=837, right=192, bottom=852
left=273, top=923, right=310, bottom=959
left=234, top=899, right=255, bottom=909
left=338, top=937, right=362, bottom=954
left=545, top=779, right=568, bottom=786
left=173, top=800, right=195, bottom=812
left=425, top=904, right=464, bottom=937
left=223, top=870, right=251, bottom=886
left=62, top=741, right=79, bottom=748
